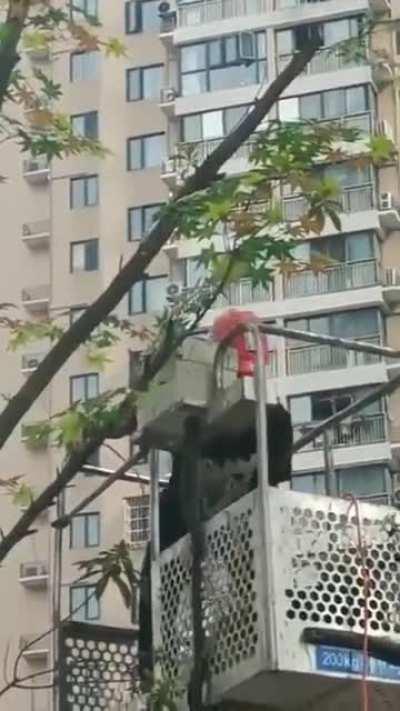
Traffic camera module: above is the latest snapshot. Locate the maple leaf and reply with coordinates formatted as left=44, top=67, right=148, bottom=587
left=103, top=38, right=127, bottom=58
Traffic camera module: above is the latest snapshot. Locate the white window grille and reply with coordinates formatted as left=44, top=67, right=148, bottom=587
left=124, top=495, right=150, bottom=546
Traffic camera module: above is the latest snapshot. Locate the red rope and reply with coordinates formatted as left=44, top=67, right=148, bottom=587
left=345, top=494, right=370, bottom=711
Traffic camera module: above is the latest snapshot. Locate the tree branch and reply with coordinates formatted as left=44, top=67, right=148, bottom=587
left=0, top=43, right=319, bottom=450
left=0, top=1, right=31, bottom=111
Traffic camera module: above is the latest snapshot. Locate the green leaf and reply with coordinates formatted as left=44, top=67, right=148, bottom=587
left=58, top=410, right=84, bottom=446
left=104, top=38, right=127, bottom=57
left=12, top=483, right=34, bottom=508
left=369, top=134, right=395, bottom=164
left=113, top=577, right=132, bottom=609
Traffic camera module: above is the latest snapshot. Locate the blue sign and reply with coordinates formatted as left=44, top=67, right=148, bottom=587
left=316, top=646, right=400, bottom=683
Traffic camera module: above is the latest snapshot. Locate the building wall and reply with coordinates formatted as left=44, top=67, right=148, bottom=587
left=0, top=0, right=400, bottom=709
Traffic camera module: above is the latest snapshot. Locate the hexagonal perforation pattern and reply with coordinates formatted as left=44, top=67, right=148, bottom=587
left=59, top=622, right=137, bottom=711
left=158, top=494, right=259, bottom=684
left=279, top=503, right=400, bottom=636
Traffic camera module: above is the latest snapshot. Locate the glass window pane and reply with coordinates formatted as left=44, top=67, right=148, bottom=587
left=183, top=115, right=202, bottom=142
left=87, top=514, right=99, bottom=546
left=71, top=376, right=85, bottom=403
left=128, top=68, right=141, bottom=100
left=325, top=19, right=349, bottom=45
left=141, top=0, right=160, bottom=32
left=345, top=232, right=373, bottom=261
left=210, top=65, right=254, bottom=92
left=181, top=44, right=206, bottom=72
left=181, top=72, right=206, bottom=96
left=300, top=93, right=321, bottom=120
left=71, top=517, right=85, bottom=548
left=339, top=465, right=385, bottom=497
left=225, top=36, right=238, bottom=63
left=323, top=89, right=345, bottom=118
left=72, top=115, right=85, bottom=136
left=143, top=65, right=162, bottom=100
left=225, top=105, right=248, bottom=133
left=144, top=134, right=164, bottom=167
left=312, top=397, right=334, bottom=421
left=276, top=30, right=293, bottom=55
left=85, top=240, right=98, bottom=270
left=290, top=395, right=312, bottom=424
left=85, top=112, right=98, bottom=138
left=146, top=277, right=167, bottom=312
left=87, top=176, right=98, bottom=205
left=209, top=39, right=223, bottom=67
left=71, top=587, right=86, bottom=621
left=72, top=243, right=85, bottom=271
left=279, top=98, right=300, bottom=122
left=126, top=0, right=138, bottom=32
left=71, top=179, right=84, bottom=208
left=292, top=472, right=325, bottom=495
left=257, top=31, right=267, bottom=58
left=143, top=204, right=160, bottom=233
left=347, top=85, right=367, bottom=114
left=87, top=374, right=99, bottom=399
left=86, top=587, right=100, bottom=619
left=129, top=138, right=142, bottom=169
left=130, top=282, right=144, bottom=313
left=129, top=208, right=142, bottom=239
left=202, top=111, right=224, bottom=139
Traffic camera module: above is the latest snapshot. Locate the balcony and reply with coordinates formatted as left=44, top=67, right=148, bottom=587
left=383, top=267, right=400, bottom=305
left=283, top=184, right=375, bottom=222
left=21, top=285, right=50, bottom=314
left=21, top=352, right=46, bottom=374
left=287, top=336, right=381, bottom=376
left=214, top=278, right=272, bottom=308
left=22, top=156, right=49, bottom=184
left=177, top=0, right=273, bottom=26
left=19, top=562, right=48, bottom=588
left=278, top=47, right=366, bottom=77
left=19, top=635, right=49, bottom=661
left=294, top=412, right=386, bottom=451
left=22, top=219, right=50, bottom=249
left=161, top=137, right=257, bottom=186
left=284, top=259, right=379, bottom=299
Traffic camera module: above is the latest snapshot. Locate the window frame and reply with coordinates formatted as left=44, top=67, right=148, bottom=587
left=71, top=111, right=99, bottom=139
left=128, top=274, right=168, bottom=315
left=70, top=51, right=99, bottom=82
left=70, top=175, right=99, bottom=209
left=125, top=495, right=150, bottom=546
left=127, top=203, right=162, bottom=241
left=126, top=64, right=163, bottom=102
left=127, top=133, right=165, bottom=171
left=70, top=372, right=99, bottom=405
left=70, top=512, right=100, bottom=549
left=180, top=32, right=267, bottom=96
left=125, top=0, right=161, bottom=34
left=70, top=0, right=98, bottom=22
left=70, top=584, right=100, bottom=621
left=70, top=239, right=99, bottom=273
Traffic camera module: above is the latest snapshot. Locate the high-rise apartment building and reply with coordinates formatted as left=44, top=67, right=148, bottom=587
left=0, top=0, right=399, bottom=709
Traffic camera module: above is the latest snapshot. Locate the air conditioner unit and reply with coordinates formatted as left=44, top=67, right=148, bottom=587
left=377, top=119, right=394, bottom=141
left=22, top=224, right=32, bottom=236
left=166, top=281, right=184, bottom=301
left=21, top=562, right=47, bottom=579
left=161, top=87, right=176, bottom=103
left=380, top=192, right=393, bottom=211
left=238, top=32, right=256, bottom=64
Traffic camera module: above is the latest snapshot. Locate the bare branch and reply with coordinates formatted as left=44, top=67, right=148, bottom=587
left=0, top=1, right=31, bottom=110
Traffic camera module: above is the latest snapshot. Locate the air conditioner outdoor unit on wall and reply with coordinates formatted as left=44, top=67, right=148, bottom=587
left=161, top=87, right=176, bottom=103
left=380, top=192, right=393, bottom=211
left=166, top=281, right=184, bottom=301
left=21, top=563, right=46, bottom=578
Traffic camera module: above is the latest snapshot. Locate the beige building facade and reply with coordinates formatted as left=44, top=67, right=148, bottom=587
left=1, top=0, right=400, bottom=709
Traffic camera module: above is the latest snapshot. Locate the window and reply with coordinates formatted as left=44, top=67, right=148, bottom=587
left=125, top=0, right=161, bottom=33
left=129, top=350, right=146, bottom=387
left=70, top=175, right=98, bottom=209
left=70, top=373, right=99, bottom=404
left=128, top=275, right=168, bottom=314
left=127, top=134, right=165, bottom=170
left=174, top=257, right=207, bottom=288
left=70, top=239, right=99, bottom=272
left=125, top=495, right=150, bottom=545
left=71, top=111, right=99, bottom=139
left=277, top=16, right=362, bottom=59
left=70, top=0, right=98, bottom=21
left=182, top=105, right=249, bottom=142
left=286, top=308, right=380, bottom=345
left=70, top=51, right=99, bottom=81
left=180, top=32, right=267, bottom=97
left=70, top=512, right=100, bottom=548
left=290, top=387, right=383, bottom=426
left=293, top=465, right=389, bottom=502
left=128, top=204, right=161, bottom=241
left=279, top=85, right=372, bottom=122
left=127, top=65, right=163, bottom=101
left=295, top=232, right=375, bottom=264
left=70, top=585, right=100, bottom=621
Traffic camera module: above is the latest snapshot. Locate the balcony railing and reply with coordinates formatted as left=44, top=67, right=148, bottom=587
left=287, top=335, right=381, bottom=376
left=282, top=184, right=374, bottom=221
left=278, top=47, right=365, bottom=76
left=214, top=278, right=271, bottom=307
left=177, top=0, right=272, bottom=27
left=319, top=111, right=372, bottom=134
left=294, top=413, right=386, bottom=450
left=284, top=259, right=379, bottom=298
left=164, top=137, right=258, bottom=178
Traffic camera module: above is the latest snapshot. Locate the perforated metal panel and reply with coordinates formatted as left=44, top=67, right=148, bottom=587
left=155, top=491, right=266, bottom=698
left=271, top=489, right=400, bottom=674
left=59, top=622, right=138, bottom=711
left=155, top=488, right=400, bottom=705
